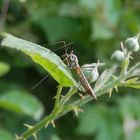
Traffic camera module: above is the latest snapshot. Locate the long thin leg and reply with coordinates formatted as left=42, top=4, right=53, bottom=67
left=31, top=73, right=50, bottom=90
left=43, top=41, right=66, bottom=47
left=31, top=41, right=73, bottom=90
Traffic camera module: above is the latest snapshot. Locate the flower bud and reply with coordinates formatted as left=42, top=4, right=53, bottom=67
left=125, top=34, right=140, bottom=52
left=111, top=50, right=124, bottom=64
left=82, top=64, right=99, bottom=83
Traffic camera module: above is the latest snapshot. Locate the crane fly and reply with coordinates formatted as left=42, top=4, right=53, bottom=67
left=32, top=41, right=97, bottom=100
left=62, top=44, right=97, bottom=100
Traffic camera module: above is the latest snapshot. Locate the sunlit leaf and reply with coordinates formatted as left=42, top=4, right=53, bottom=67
left=127, top=84, right=140, bottom=89
left=123, top=77, right=140, bottom=89
left=51, top=134, right=62, bottom=140
left=0, top=89, right=44, bottom=120
left=0, top=33, right=76, bottom=87
left=0, top=62, right=10, bottom=77
left=125, top=77, right=139, bottom=84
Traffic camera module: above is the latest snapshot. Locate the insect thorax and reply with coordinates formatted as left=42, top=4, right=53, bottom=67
left=67, top=54, right=79, bottom=69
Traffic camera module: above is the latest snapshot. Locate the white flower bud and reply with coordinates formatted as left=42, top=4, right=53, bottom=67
left=82, top=64, right=99, bottom=83
left=111, top=50, right=124, bottom=63
left=125, top=34, right=140, bottom=52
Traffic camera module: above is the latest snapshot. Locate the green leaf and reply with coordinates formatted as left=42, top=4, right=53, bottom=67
left=0, top=89, right=44, bottom=120
left=32, top=16, right=87, bottom=42
left=130, top=126, right=140, bottom=140
left=125, top=77, right=139, bottom=84
left=0, top=33, right=76, bottom=87
left=91, top=20, right=114, bottom=40
left=0, top=62, right=10, bottom=77
left=122, top=10, right=140, bottom=33
left=51, top=134, right=62, bottom=140
left=95, top=65, right=117, bottom=89
left=78, top=0, right=121, bottom=40
left=127, top=84, right=140, bottom=89
left=76, top=104, right=122, bottom=140
left=59, top=1, right=82, bottom=17
left=118, top=96, right=140, bottom=118
left=123, top=77, right=140, bottom=89
left=0, top=128, right=14, bottom=140
left=127, top=63, right=140, bottom=77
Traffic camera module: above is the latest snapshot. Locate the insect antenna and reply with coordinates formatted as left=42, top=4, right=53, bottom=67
left=65, top=42, right=74, bottom=54
left=61, top=42, right=74, bottom=60
left=31, top=73, right=50, bottom=90
left=42, top=41, right=67, bottom=52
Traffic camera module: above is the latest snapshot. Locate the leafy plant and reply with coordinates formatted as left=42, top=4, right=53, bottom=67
left=0, top=128, right=14, bottom=140
left=0, top=32, right=140, bottom=140
left=0, top=61, right=10, bottom=77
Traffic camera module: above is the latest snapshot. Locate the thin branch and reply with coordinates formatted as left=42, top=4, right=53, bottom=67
left=16, top=74, right=125, bottom=140
left=0, top=0, right=10, bottom=31
left=54, top=85, right=63, bottom=109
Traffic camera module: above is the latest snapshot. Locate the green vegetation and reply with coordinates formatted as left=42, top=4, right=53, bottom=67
left=0, top=0, right=140, bottom=140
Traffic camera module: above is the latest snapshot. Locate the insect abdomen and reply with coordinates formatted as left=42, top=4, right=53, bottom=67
left=76, top=67, right=97, bottom=100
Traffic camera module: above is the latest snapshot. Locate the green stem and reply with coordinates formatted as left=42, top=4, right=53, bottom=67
left=60, top=87, right=77, bottom=107
left=73, top=78, right=121, bottom=106
left=54, top=85, right=63, bottom=109
left=54, top=77, right=123, bottom=118
left=18, top=64, right=131, bottom=140
left=17, top=87, right=76, bottom=140
left=120, top=52, right=130, bottom=77
left=18, top=110, right=58, bottom=140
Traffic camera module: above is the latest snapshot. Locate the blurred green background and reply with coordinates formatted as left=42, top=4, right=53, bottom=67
left=0, top=0, right=140, bottom=140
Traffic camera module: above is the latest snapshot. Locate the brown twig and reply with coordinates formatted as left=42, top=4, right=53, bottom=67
left=0, top=0, right=10, bottom=31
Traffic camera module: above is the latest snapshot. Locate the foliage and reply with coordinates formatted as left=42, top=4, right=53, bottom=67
left=0, top=61, right=10, bottom=77
left=0, top=128, right=14, bottom=140
left=0, top=0, right=140, bottom=140
left=0, top=89, right=44, bottom=120
left=0, top=32, right=140, bottom=140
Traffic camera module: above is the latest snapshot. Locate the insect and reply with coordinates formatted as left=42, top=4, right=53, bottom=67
left=62, top=44, right=97, bottom=100
left=32, top=41, right=97, bottom=100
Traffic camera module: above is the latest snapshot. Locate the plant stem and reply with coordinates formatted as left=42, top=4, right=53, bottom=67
left=17, top=87, right=77, bottom=140
left=54, top=85, right=63, bottom=109
left=60, top=87, right=77, bottom=107
left=0, top=0, right=10, bottom=31
left=17, top=110, right=58, bottom=140
left=17, top=73, right=125, bottom=140
left=18, top=57, right=132, bottom=140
